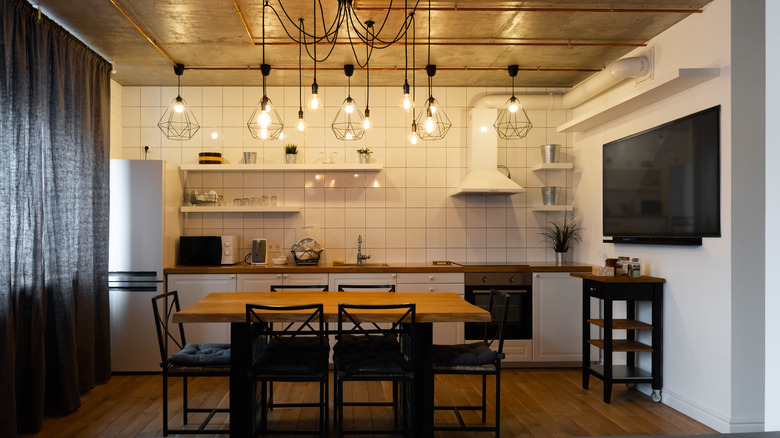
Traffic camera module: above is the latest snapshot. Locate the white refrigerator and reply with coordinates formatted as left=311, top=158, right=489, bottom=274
left=109, top=159, right=181, bottom=372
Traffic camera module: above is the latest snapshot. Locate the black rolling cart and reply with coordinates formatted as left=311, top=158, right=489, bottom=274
left=571, top=273, right=665, bottom=403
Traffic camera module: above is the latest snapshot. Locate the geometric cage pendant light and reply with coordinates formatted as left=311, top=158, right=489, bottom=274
left=158, top=64, right=200, bottom=141
left=331, top=64, right=365, bottom=141
left=414, top=65, right=451, bottom=141
left=247, top=4, right=283, bottom=141
left=247, top=64, right=284, bottom=141
left=494, top=64, right=533, bottom=140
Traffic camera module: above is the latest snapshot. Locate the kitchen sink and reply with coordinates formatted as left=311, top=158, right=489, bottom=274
left=332, top=262, right=390, bottom=267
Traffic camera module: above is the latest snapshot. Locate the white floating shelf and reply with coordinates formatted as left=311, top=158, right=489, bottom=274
left=180, top=163, right=383, bottom=172
left=532, top=163, right=574, bottom=171
left=180, top=206, right=301, bottom=213
left=532, top=205, right=574, bottom=212
left=557, top=67, right=720, bottom=133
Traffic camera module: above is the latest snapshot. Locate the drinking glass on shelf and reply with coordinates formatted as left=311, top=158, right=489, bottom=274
left=261, top=195, right=269, bottom=206
left=250, top=197, right=260, bottom=206
left=270, top=195, right=278, bottom=206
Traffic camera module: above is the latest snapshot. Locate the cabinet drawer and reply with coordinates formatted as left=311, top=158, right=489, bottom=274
left=396, top=272, right=463, bottom=284
left=396, top=283, right=464, bottom=294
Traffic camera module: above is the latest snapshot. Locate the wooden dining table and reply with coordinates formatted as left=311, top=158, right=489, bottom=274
left=173, top=291, right=491, bottom=438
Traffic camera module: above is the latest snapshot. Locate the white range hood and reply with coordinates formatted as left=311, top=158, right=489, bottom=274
left=451, top=108, right=525, bottom=196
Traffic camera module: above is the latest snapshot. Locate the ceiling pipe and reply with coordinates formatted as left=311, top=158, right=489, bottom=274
left=561, top=55, right=650, bottom=108
left=472, top=93, right=564, bottom=110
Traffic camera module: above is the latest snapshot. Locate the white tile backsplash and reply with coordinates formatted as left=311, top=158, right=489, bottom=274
left=119, top=85, right=574, bottom=263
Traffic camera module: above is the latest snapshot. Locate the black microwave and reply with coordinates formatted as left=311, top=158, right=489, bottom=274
left=179, top=236, right=239, bottom=265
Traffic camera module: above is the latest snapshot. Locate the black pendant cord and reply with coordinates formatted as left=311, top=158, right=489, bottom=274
left=298, top=19, right=303, bottom=111
left=411, top=12, right=416, bottom=122
left=262, top=2, right=267, bottom=99
left=177, top=74, right=181, bottom=99
left=427, top=0, right=432, bottom=102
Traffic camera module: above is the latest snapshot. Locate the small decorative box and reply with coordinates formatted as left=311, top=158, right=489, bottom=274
left=592, top=266, right=616, bottom=277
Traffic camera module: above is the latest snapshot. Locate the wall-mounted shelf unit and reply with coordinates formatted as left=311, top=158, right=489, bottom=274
left=557, top=68, right=720, bottom=133
left=532, top=163, right=574, bottom=171
left=180, top=206, right=301, bottom=213
left=532, top=205, right=574, bottom=212
left=532, top=162, right=574, bottom=211
left=180, top=163, right=383, bottom=172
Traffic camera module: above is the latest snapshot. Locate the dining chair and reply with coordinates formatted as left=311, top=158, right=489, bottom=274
left=431, top=289, right=510, bottom=437
left=270, top=284, right=329, bottom=292
left=151, top=291, right=231, bottom=436
left=246, top=303, right=330, bottom=437
left=337, top=284, right=395, bottom=292
left=333, top=303, right=415, bottom=437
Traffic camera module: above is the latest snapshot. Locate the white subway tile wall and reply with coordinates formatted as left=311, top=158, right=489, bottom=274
left=119, top=86, right=575, bottom=264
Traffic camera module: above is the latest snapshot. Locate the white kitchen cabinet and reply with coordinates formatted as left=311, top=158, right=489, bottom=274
left=328, top=272, right=397, bottom=292
left=236, top=273, right=328, bottom=291
left=396, top=272, right=465, bottom=345
left=167, top=273, right=236, bottom=344
left=532, top=272, right=582, bottom=362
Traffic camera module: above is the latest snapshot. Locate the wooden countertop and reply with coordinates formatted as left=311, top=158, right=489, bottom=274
left=164, top=261, right=594, bottom=275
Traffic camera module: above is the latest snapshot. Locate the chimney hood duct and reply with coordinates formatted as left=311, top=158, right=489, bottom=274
left=451, top=108, right=525, bottom=196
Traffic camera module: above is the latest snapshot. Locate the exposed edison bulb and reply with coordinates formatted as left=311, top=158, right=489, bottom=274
left=400, top=81, right=413, bottom=112
left=410, top=131, right=419, bottom=145
left=174, top=97, right=184, bottom=113
left=508, top=97, right=519, bottom=113
left=346, top=132, right=353, bottom=140
left=429, top=104, right=437, bottom=114
left=400, top=94, right=413, bottom=112
left=297, top=109, right=305, bottom=132
left=278, top=131, right=284, bottom=140
left=345, top=98, right=354, bottom=114
left=363, top=117, right=371, bottom=130
left=309, top=83, right=321, bottom=111
left=259, top=127, right=269, bottom=140
left=425, top=117, right=435, bottom=133
left=257, top=111, right=271, bottom=128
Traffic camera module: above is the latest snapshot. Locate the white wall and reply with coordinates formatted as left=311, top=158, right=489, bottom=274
left=118, top=85, right=577, bottom=264
left=765, top=0, right=780, bottom=431
left=573, top=0, right=766, bottom=432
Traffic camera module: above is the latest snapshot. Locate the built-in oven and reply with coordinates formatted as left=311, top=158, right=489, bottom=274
left=464, top=272, right=532, bottom=340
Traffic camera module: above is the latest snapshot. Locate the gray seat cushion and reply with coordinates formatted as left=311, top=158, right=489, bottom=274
left=333, top=334, right=412, bottom=377
left=431, top=341, right=498, bottom=366
left=252, top=336, right=329, bottom=375
left=169, top=343, right=231, bottom=367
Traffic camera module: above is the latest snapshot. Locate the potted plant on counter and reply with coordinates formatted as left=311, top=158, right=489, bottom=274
left=542, top=214, right=582, bottom=266
left=284, top=144, right=298, bottom=164
left=357, top=147, right=372, bottom=164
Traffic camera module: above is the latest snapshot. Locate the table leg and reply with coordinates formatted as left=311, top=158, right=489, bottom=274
left=412, top=322, right=434, bottom=437
left=230, top=322, right=250, bottom=438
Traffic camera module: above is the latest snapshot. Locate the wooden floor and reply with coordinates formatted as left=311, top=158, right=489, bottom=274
left=20, top=368, right=717, bottom=438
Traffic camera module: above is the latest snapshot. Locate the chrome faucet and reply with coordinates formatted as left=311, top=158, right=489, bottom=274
left=356, top=235, right=370, bottom=265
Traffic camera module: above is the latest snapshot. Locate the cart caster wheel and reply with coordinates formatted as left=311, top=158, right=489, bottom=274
left=626, top=383, right=637, bottom=390
left=651, top=390, right=662, bottom=402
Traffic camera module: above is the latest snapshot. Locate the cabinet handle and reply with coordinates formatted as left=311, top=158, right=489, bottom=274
left=392, top=273, right=396, bottom=278
left=428, top=287, right=433, bottom=292
left=534, top=274, right=539, bottom=278
left=429, top=276, right=434, bottom=281
left=231, top=274, right=235, bottom=279
left=276, top=274, right=282, bottom=280
left=283, top=274, right=288, bottom=280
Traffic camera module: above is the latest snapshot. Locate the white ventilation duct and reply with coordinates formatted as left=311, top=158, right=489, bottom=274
left=561, top=55, right=650, bottom=108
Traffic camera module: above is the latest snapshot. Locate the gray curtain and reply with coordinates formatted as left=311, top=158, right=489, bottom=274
left=0, top=0, right=111, bottom=434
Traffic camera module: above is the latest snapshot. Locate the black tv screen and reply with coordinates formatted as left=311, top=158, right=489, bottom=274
left=602, top=105, right=721, bottom=245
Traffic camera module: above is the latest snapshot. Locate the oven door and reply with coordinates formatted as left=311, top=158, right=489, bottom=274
left=464, top=285, right=532, bottom=340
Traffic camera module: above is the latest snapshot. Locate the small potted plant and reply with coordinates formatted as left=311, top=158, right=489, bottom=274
left=284, top=144, right=298, bottom=164
left=542, top=214, right=582, bottom=265
left=357, top=147, right=372, bottom=164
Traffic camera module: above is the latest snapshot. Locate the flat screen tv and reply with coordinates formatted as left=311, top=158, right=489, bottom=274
left=602, top=105, right=721, bottom=245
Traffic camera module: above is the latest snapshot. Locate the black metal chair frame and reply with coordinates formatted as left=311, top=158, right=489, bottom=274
left=246, top=303, right=329, bottom=437
left=333, top=303, right=415, bottom=437
left=336, top=284, right=396, bottom=292
left=432, top=289, right=510, bottom=437
left=269, top=284, right=329, bottom=292
left=151, top=291, right=230, bottom=436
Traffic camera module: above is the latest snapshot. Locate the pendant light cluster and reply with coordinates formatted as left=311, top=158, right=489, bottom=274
left=247, top=2, right=284, bottom=141
left=331, top=65, right=364, bottom=141
left=158, top=64, right=200, bottom=141
left=494, top=64, right=533, bottom=140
